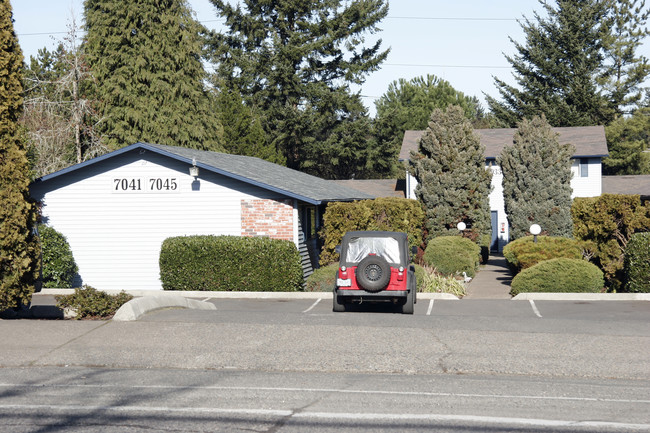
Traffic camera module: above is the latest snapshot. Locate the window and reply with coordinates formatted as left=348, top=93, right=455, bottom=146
left=345, top=237, right=401, bottom=264
left=580, top=158, right=589, bottom=177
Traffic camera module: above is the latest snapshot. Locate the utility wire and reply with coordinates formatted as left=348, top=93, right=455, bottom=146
left=17, top=15, right=520, bottom=37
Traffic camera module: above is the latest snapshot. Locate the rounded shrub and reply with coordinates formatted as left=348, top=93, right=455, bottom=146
left=305, top=263, right=339, bottom=292
left=623, top=232, right=650, bottom=293
left=422, top=236, right=480, bottom=278
left=503, top=235, right=582, bottom=275
left=38, top=224, right=78, bottom=288
left=510, top=258, right=604, bottom=296
left=160, top=235, right=303, bottom=292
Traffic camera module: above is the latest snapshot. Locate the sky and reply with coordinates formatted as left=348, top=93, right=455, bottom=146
left=12, top=1, right=650, bottom=117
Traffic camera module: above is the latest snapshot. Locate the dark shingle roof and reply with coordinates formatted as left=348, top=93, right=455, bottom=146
left=399, top=126, right=609, bottom=160
left=602, top=175, right=650, bottom=197
left=34, top=142, right=373, bottom=205
left=332, top=179, right=406, bottom=198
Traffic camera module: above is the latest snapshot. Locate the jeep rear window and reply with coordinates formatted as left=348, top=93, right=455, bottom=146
left=345, top=237, right=401, bottom=264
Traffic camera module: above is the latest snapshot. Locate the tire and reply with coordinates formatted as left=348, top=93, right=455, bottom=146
left=408, top=270, right=417, bottom=304
left=333, top=289, right=345, bottom=312
left=401, top=288, right=414, bottom=314
left=355, top=255, right=391, bottom=292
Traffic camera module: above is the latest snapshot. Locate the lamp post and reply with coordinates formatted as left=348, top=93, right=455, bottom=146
left=457, top=222, right=466, bottom=232
left=530, top=224, right=541, bottom=243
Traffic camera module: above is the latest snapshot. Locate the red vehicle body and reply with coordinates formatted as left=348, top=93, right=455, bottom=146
left=333, top=231, right=416, bottom=314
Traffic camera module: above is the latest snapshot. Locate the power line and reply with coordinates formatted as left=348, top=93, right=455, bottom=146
left=16, top=15, right=520, bottom=37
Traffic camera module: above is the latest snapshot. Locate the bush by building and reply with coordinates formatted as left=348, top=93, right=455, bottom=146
left=623, top=232, right=650, bottom=293
left=572, top=194, right=650, bottom=291
left=503, top=235, right=583, bottom=275
left=422, top=236, right=480, bottom=278
left=510, top=258, right=605, bottom=296
left=160, top=235, right=303, bottom=292
left=319, top=197, right=425, bottom=265
left=38, top=225, right=78, bottom=288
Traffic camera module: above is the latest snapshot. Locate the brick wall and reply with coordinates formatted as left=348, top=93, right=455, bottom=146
left=241, top=198, right=294, bottom=241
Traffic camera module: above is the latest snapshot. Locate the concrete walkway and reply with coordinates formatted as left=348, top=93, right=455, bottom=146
left=465, top=253, right=512, bottom=299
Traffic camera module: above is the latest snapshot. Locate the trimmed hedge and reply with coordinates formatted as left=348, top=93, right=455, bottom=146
left=160, top=235, right=303, bottom=292
left=305, top=263, right=339, bottom=292
left=510, top=258, right=604, bottom=296
left=422, top=236, right=480, bottom=278
left=572, top=194, right=650, bottom=291
left=38, top=225, right=78, bottom=288
left=319, top=197, right=425, bottom=265
left=623, top=232, right=650, bottom=293
left=503, top=235, right=582, bottom=275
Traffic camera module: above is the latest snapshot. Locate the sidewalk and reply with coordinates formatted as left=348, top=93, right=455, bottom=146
left=464, top=253, right=512, bottom=299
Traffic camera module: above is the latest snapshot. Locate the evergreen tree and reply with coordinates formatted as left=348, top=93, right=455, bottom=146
left=409, top=105, right=492, bottom=244
left=375, top=74, right=489, bottom=176
left=604, top=107, right=650, bottom=175
left=83, top=0, right=223, bottom=151
left=0, top=0, right=40, bottom=310
left=207, top=0, right=389, bottom=177
left=497, top=115, right=575, bottom=240
left=487, top=0, right=613, bottom=127
left=215, top=85, right=283, bottom=164
left=600, top=0, right=650, bottom=115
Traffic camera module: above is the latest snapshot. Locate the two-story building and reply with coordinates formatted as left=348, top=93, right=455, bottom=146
left=399, top=126, right=609, bottom=251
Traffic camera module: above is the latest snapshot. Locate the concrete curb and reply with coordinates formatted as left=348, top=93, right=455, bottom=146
left=112, top=294, right=216, bottom=322
left=512, top=293, right=650, bottom=301
left=40, top=289, right=460, bottom=300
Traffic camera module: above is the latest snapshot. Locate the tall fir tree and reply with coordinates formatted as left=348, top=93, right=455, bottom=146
left=409, top=105, right=492, bottom=244
left=497, top=115, right=575, bottom=240
left=83, top=0, right=224, bottom=151
left=487, top=0, right=613, bottom=127
left=207, top=0, right=390, bottom=178
left=214, top=85, right=284, bottom=164
left=0, top=0, right=40, bottom=310
left=599, top=0, right=650, bottom=115
left=374, top=74, right=489, bottom=176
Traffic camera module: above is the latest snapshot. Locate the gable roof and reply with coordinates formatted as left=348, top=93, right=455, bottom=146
left=399, top=125, right=609, bottom=161
left=332, top=179, right=406, bottom=198
left=602, top=175, right=650, bottom=197
left=32, top=142, right=373, bottom=205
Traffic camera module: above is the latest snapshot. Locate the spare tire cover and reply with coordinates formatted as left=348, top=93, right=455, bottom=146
left=355, top=255, right=391, bottom=292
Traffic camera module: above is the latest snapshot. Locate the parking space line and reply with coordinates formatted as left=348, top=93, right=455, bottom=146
left=426, top=299, right=434, bottom=316
left=529, top=300, right=543, bottom=318
left=303, top=298, right=322, bottom=313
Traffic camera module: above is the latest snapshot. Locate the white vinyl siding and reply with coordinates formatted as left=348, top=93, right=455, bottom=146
left=31, top=150, right=292, bottom=291
left=571, top=157, right=601, bottom=198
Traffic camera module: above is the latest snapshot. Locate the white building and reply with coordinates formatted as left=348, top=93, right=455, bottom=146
left=399, top=126, right=609, bottom=251
left=30, top=142, right=371, bottom=291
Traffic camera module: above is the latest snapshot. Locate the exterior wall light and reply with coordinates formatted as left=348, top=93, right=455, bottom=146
left=189, top=158, right=199, bottom=177
left=530, top=224, right=541, bottom=243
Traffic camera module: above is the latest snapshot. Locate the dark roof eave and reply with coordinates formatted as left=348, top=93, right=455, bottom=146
left=31, top=142, right=328, bottom=205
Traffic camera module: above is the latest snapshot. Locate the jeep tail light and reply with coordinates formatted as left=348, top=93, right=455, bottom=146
left=397, top=266, right=404, bottom=281
left=340, top=266, right=348, bottom=279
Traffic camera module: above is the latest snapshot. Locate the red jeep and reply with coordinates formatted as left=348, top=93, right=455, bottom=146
left=333, top=231, right=416, bottom=314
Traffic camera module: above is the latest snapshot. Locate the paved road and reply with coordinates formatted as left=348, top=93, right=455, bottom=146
left=1, top=298, right=648, bottom=432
